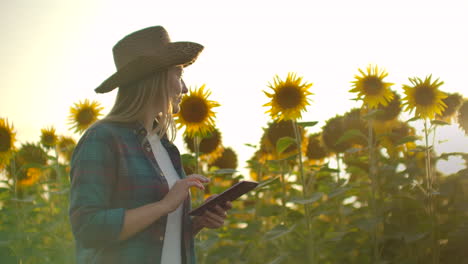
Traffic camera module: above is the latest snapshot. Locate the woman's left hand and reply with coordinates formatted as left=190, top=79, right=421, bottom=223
left=193, top=195, right=232, bottom=231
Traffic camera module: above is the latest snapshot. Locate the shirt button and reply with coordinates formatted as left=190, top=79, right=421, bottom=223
left=145, top=146, right=151, bottom=152
left=159, top=236, right=164, bottom=241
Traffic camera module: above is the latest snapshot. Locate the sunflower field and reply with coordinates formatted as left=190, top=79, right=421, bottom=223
left=1, top=65, right=468, bottom=264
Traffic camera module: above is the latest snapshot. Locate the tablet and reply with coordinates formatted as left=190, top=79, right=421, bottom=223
left=189, top=180, right=259, bottom=216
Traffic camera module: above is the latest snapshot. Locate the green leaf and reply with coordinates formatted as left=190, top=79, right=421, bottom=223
left=244, top=143, right=257, bottom=148
left=328, top=186, right=351, bottom=199
left=431, top=119, right=450, bottom=126
left=406, top=116, right=421, bottom=123
left=268, top=255, right=287, bottom=264
left=395, top=135, right=421, bottom=145
left=212, top=169, right=238, bottom=175
left=264, top=224, right=296, bottom=241
left=404, top=232, right=427, bottom=243
left=180, top=154, right=196, bottom=166
left=345, top=147, right=363, bottom=153
left=362, top=109, right=385, bottom=120
left=276, top=136, right=297, bottom=154
left=257, top=176, right=280, bottom=189
left=289, top=192, right=324, bottom=205
left=297, top=121, right=318, bottom=127
left=438, top=152, right=467, bottom=161
left=336, top=129, right=367, bottom=146
left=319, top=166, right=340, bottom=173
left=408, top=146, right=429, bottom=152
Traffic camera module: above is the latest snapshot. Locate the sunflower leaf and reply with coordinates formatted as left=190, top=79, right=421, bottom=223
left=244, top=143, right=257, bottom=148
left=276, top=137, right=297, bottom=154
left=180, top=154, right=196, bottom=167
left=297, top=121, right=318, bottom=127
left=431, top=120, right=450, bottom=126
left=257, top=176, right=280, bottom=189
left=362, top=109, right=385, bottom=120
left=212, top=169, right=238, bottom=175
left=396, top=136, right=421, bottom=145
left=289, top=192, right=324, bottom=205
left=263, top=224, right=296, bottom=241
left=406, top=116, right=421, bottom=123
left=336, top=129, right=367, bottom=146
left=408, top=146, right=428, bottom=152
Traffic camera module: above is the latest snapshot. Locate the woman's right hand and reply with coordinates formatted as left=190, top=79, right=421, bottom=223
left=160, top=174, right=209, bottom=213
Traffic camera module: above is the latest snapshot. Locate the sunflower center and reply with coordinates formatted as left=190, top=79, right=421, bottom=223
left=77, top=108, right=95, bottom=125
left=43, top=134, right=56, bottom=145
left=181, top=97, right=208, bottom=123
left=414, top=85, right=436, bottom=106
left=362, top=77, right=384, bottom=96
left=276, top=86, right=302, bottom=109
left=0, top=127, right=12, bottom=152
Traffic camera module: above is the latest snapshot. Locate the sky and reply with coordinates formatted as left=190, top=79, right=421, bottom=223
left=1, top=0, right=467, bottom=176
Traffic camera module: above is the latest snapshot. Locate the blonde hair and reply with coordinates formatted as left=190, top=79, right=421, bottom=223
left=102, top=70, right=177, bottom=141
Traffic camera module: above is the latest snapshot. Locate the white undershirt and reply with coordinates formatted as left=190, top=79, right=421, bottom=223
left=147, top=133, right=182, bottom=264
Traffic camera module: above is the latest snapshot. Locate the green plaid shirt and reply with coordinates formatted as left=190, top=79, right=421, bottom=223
left=69, top=120, right=196, bottom=264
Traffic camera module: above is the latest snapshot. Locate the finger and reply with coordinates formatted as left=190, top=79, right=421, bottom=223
left=204, top=208, right=225, bottom=222
left=203, top=214, right=223, bottom=227
left=187, top=174, right=210, bottom=183
left=186, top=180, right=205, bottom=191
left=212, top=205, right=227, bottom=218
left=206, top=218, right=224, bottom=228
left=222, top=201, right=233, bottom=210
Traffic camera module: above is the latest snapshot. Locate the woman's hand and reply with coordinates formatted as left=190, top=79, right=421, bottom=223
left=192, top=195, right=232, bottom=233
left=161, top=174, right=209, bottom=213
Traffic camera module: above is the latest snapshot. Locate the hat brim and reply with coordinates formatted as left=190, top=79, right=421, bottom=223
left=95, top=41, right=203, bottom=93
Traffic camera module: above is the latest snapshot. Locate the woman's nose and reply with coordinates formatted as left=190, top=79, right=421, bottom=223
left=181, top=79, right=188, bottom=94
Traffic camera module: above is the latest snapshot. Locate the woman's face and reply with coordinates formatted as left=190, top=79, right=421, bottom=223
left=167, top=66, right=188, bottom=114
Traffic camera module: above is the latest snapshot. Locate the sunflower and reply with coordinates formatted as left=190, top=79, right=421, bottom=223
left=343, top=108, right=368, bottom=146
left=261, top=120, right=306, bottom=159
left=68, top=99, right=104, bottom=134
left=322, top=114, right=350, bottom=153
left=374, top=91, right=402, bottom=121
left=184, top=128, right=224, bottom=163
left=457, top=99, right=468, bottom=135
left=350, top=65, right=394, bottom=109
left=175, top=84, right=220, bottom=137
left=40, top=126, right=58, bottom=149
left=6, top=143, right=48, bottom=186
left=0, top=118, right=16, bottom=169
left=18, top=168, right=42, bottom=187
left=402, top=75, right=447, bottom=120
left=57, top=136, right=76, bottom=162
left=379, top=121, right=415, bottom=158
left=263, top=72, right=313, bottom=121
left=209, top=147, right=238, bottom=170
left=436, top=93, right=463, bottom=122
left=305, top=133, right=329, bottom=161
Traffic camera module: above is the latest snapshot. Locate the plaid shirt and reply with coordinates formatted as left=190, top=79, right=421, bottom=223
left=69, top=120, right=196, bottom=264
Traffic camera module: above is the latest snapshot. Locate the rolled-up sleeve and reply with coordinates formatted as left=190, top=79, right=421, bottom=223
left=69, top=128, right=125, bottom=248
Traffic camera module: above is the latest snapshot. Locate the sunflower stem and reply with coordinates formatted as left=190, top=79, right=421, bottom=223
left=11, top=154, right=17, bottom=199
left=293, top=120, right=315, bottom=263
left=54, top=147, right=62, bottom=186
left=368, top=118, right=380, bottom=263
left=424, top=119, right=439, bottom=264
left=193, top=135, right=203, bottom=203
left=335, top=153, right=344, bottom=232
left=280, top=161, right=288, bottom=224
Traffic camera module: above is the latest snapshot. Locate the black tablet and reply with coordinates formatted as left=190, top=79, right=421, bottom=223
left=189, top=180, right=259, bottom=216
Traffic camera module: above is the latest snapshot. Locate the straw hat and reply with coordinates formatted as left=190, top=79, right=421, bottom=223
left=95, top=26, right=204, bottom=93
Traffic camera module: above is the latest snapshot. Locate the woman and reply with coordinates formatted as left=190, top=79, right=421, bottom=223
left=69, top=26, right=231, bottom=264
